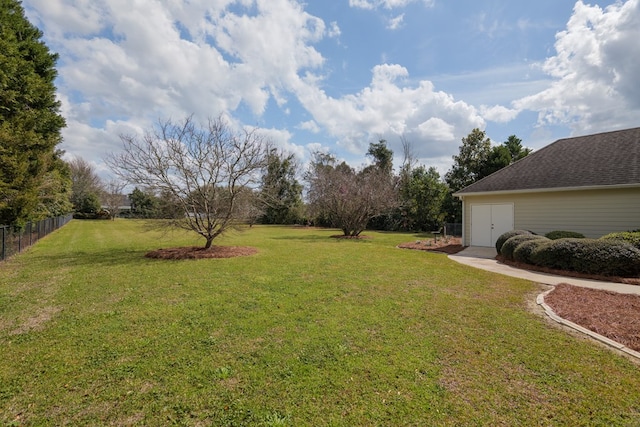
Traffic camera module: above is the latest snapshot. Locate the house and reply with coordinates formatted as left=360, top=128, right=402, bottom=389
left=454, top=127, right=640, bottom=247
left=101, top=195, right=132, bottom=214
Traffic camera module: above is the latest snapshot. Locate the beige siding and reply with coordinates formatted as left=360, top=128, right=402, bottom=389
left=461, top=187, right=640, bottom=246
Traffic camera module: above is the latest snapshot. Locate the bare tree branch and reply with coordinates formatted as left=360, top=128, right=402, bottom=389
left=105, top=116, right=268, bottom=248
left=306, top=152, right=398, bottom=237
left=102, top=180, right=127, bottom=220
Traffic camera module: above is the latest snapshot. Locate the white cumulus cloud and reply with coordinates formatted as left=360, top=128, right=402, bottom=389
left=514, top=0, right=640, bottom=134
left=293, top=63, right=484, bottom=163
left=480, top=105, right=520, bottom=123
left=24, top=0, right=494, bottom=174
left=349, top=0, right=435, bottom=10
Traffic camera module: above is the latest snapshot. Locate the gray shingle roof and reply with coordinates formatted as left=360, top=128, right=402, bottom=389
left=455, top=127, right=640, bottom=195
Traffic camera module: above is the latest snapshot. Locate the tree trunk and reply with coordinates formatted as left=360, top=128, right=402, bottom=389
left=204, top=237, right=214, bottom=249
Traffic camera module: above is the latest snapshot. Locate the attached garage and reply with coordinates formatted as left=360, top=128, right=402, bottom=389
left=455, top=127, right=640, bottom=247
left=470, top=204, right=514, bottom=247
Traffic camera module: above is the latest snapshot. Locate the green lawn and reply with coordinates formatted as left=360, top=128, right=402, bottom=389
left=1, top=220, right=639, bottom=426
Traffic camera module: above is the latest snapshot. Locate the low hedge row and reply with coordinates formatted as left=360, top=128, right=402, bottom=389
left=495, top=231, right=640, bottom=277
left=500, top=234, right=548, bottom=261
left=73, top=211, right=111, bottom=220
left=544, top=230, right=585, bottom=240
left=530, top=238, right=640, bottom=277
left=495, top=230, right=532, bottom=253
left=600, top=231, right=640, bottom=250
left=513, top=238, right=549, bottom=264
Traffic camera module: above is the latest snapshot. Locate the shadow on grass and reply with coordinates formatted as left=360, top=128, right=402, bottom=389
left=269, top=234, right=374, bottom=243
left=28, top=247, right=154, bottom=268
left=269, top=234, right=333, bottom=242
left=410, top=232, right=462, bottom=239
left=352, top=230, right=439, bottom=239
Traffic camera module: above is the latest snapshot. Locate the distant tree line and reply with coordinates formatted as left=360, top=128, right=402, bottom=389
left=1, top=0, right=533, bottom=246
left=58, top=124, right=530, bottom=242
left=303, top=129, right=531, bottom=236
left=101, top=125, right=531, bottom=242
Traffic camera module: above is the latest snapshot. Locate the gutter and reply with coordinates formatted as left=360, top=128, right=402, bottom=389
left=454, top=183, right=640, bottom=199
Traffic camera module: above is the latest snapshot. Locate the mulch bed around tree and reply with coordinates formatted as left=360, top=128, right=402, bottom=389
left=145, top=246, right=258, bottom=259
left=397, top=237, right=466, bottom=254
left=544, top=283, right=640, bottom=352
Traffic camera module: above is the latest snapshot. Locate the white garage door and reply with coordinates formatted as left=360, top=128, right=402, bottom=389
left=471, top=204, right=514, bottom=247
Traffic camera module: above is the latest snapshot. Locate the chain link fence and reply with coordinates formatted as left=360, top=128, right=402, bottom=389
left=1, top=214, right=73, bottom=261
left=444, top=222, right=462, bottom=237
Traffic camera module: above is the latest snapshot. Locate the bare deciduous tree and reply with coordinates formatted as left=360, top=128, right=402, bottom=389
left=259, top=148, right=304, bottom=224
left=306, top=152, right=398, bottom=237
left=102, top=180, right=127, bottom=220
left=106, top=116, right=268, bottom=249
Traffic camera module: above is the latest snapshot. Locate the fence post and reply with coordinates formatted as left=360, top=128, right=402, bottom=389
left=1, top=226, right=5, bottom=261
left=0, top=215, right=74, bottom=262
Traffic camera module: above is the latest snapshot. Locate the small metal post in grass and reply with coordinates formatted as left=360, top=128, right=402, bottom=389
left=1, top=226, right=5, bottom=261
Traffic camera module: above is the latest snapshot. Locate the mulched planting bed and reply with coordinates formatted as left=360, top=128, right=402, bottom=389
left=146, top=246, right=258, bottom=259
left=544, top=283, right=640, bottom=352
left=399, top=241, right=640, bottom=354
left=397, top=237, right=465, bottom=255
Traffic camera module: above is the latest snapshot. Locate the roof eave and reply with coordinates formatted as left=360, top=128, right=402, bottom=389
left=454, top=183, right=640, bottom=198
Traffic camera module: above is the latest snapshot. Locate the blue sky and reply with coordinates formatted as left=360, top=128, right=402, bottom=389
left=23, top=0, right=640, bottom=178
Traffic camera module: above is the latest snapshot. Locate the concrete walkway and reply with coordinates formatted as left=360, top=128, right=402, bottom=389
left=449, top=246, right=640, bottom=360
left=449, top=246, right=640, bottom=295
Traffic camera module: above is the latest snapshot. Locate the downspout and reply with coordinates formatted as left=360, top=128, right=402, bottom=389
left=459, top=195, right=465, bottom=247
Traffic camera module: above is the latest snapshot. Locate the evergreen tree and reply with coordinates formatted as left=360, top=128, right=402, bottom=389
left=444, top=130, right=531, bottom=222
left=365, top=139, right=394, bottom=176
left=445, top=128, right=492, bottom=193
left=400, top=166, right=447, bottom=231
left=259, top=149, right=303, bottom=224
left=0, top=0, right=67, bottom=225
left=480, top=135, right=532, bottom=177
left=503, top=135, right=532, bottom=162
left=76, top=193, right=101, bottom=215
left=34, top=150, right=73, bottom=218
left=68, top=157, right=103, bottom=212
left=129, top=187, right=159, bottom=218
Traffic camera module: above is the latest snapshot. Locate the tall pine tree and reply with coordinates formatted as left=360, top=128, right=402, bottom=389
left=0, top=0, right=67, bottom=226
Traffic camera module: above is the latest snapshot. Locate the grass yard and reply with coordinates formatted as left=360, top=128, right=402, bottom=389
left=1, top=220, right=639, bottom=426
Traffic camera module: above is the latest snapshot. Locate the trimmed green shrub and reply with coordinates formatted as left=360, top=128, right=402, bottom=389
left=495, top=230, right=532, bottom=253
left=545, top=230, right=585, bottom=240
left=530, top=238, right=640, bottom=277
left=72, top=210, right=111, bottom=220
left=512, top=237, right=551, bottom=264
left=600, top=231, right=640, bottom=250
left=500, top=234, right=547, bottom=261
